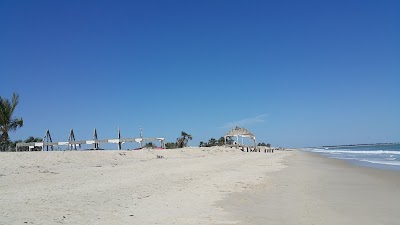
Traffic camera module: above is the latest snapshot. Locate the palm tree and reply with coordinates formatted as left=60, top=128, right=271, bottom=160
left=177, top=131, right=192, bottom=148
left=217, top=137, right=225, bottom=146
left=144, top=142, right=156, bottom=148
left=208, top=138, right=217, bottom=147
left=165, top=142, right=177, bottom=149
left=0, top=92, right=24, bottom=148
left=25, top=136, right=42, bottom=143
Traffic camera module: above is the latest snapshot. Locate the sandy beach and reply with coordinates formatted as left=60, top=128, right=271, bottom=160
left=1, top=148, right=400, bottom=225
left=0, top=147, right=289, bottom=225
left=221, top=150, right=400, bottom=225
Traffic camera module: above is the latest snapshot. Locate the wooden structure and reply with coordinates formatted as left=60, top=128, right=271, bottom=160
left=16, top=128, right=165, bottom=151
left=224, top=126, right=257, bottom=149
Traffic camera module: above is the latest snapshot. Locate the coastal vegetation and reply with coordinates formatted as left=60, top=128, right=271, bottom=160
left=199, top=138, right=271, bottom=148
left=7, top=137, right=43, bottom=151
left=0, top=92, right=24, bottom=151
left=177, top=131, right=192, bottom=148
left=199, top=137, right=234, bottom=147
left=258, top=142, right=271, bottom=147
left=165, top=142, right=177, bottom=149
left=144, top=142, right=156, bottom=148
left=165, top=131, right=192, bottom=149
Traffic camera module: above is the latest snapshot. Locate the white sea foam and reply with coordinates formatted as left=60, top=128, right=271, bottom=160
left=359, top=159, right=400, bottom=166
left=311, top=149, right=400, bottom=155
left=309, top=145, right=400, bottom=169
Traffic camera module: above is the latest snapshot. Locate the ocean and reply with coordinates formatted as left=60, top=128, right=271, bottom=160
left=305, top=144, right=400, bottom=171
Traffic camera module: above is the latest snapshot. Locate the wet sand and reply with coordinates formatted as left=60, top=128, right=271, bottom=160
left=220, top=150, right=400, bottom=225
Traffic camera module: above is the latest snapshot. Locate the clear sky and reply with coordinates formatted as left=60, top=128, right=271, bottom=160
left=1, top=0, right=399, bottom=148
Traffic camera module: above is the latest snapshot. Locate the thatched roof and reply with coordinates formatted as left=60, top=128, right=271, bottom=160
left=225, top=126, right=254, bottom=137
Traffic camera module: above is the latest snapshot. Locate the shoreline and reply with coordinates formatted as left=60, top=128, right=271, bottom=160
left=305, top=144, right=400, bottom=172
left=219, top=150, right=400, bottom=225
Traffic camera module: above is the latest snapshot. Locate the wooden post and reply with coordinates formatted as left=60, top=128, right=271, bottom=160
left=139, top=126, right=143, bottom=148
left=118, top=127, right=121, bottom=150
left=93, top=128, right=99, bottom=150
left=224, top=135, right=226, bottom=147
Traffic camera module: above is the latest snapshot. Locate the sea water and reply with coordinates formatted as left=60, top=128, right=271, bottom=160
left=305, top=144, right=400, bottom=171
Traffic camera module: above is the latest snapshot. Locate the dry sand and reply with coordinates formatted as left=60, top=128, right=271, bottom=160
left=3, top=148, right=399, bottom=225
left=220, top=150, right=400, bottom=225
left=0, top=147, right=289, bottom=225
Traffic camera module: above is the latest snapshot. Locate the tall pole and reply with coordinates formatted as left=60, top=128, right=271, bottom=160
left=43, top=131, right=46, bottom=151
left=140, top=126, right=143, bottom=148
left=93, top=128, right=98, bottom=150
left=68, top=129, right=76, bottom=150
left=118, top=127, right=121, bottom=150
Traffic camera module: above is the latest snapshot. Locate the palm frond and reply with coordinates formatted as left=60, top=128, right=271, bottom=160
left=10, top=92, right=20, bottom=115
left=0, top=93, right=23, bottom=144
left=9, top=118, right=23, bottom=131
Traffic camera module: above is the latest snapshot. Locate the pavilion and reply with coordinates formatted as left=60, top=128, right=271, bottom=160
left=224, top=126, right=256, bottom=148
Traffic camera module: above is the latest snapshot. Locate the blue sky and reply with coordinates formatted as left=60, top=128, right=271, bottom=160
left=1, top=0, right=399, bottom=148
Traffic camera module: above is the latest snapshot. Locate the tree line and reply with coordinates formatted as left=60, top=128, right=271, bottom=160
left=199, top=137, right=232, bottom=147
left=1, top=92, right=271, bottom=151
left=258, top=142, right=271, bottom=147
left=199, top=137, right=271, bottom=148
left=2, top=136, right=43, bottom=152
left=165, top=131, right=192, bottom=149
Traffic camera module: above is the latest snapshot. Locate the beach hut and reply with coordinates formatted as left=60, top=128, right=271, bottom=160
left=224, top=126, right=256, bottom=149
